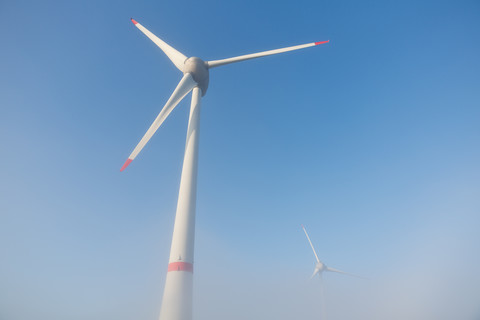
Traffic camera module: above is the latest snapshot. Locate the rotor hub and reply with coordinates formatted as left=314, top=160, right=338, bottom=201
left=316, top=261, right=326, bottom=271
left=183, top=57, right=209, bottom=96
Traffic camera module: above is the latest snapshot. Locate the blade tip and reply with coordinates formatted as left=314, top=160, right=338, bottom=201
left=131, top=18, right=138, bottom=25
left=314, top=40, right=330, bottom=45
left=120, top=158, right=133, bottom=171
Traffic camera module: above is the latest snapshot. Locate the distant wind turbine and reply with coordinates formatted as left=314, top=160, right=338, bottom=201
left=302, top=224, right=363, bottom=319
left=122, top=18, right=329, bottom=320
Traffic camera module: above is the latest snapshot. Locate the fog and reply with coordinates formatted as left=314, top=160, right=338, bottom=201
left=194, top=215, right=480, bottom=320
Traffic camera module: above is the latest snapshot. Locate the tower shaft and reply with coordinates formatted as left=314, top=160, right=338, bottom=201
left=159, top=87, right=202, bottom=320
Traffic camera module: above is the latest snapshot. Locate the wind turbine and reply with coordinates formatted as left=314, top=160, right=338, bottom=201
left=302, top=224, right=363, bottom=319
left=302, top=225, right=361, bottom=280
left=122, top=18, right=329, bottom=320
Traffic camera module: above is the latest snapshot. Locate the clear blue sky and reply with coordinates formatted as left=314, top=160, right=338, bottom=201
left=1, top=1, right=479, bottom=319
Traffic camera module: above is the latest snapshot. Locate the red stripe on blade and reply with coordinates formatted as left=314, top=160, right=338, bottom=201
left=315, top=40, right=329, bottom=45
left=120, top=158, right=133, bottom=171
left=131, top=18, right=138, bottom=25
left=168, top=262, right=193, bottom=273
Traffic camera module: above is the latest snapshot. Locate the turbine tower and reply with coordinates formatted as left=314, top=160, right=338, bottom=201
left=302, top=225, right=363, bottom=319
left=122, top=18, right=329, bottom=320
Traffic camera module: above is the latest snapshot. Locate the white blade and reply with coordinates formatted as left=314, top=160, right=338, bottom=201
left=326, top=267, right=365, bottom=279
left=302, top=225, right=320, bottom=263
left=131, top=18, right=187, bottom=72
left=310, top=268, right=320, bottom=280
left=121, top=73, right=197, bottom=171
left=207, top=40, right=329, bottom=68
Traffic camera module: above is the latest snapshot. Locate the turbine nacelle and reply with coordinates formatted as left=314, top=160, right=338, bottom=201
left=183, top=57, right=209, bottom=96
left=315, top=261, right=326, bottom=272
left=311, top=261, right=327, bottom=279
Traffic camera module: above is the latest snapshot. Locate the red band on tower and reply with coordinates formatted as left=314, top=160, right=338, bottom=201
left=168, top=262, right=194, bottom=273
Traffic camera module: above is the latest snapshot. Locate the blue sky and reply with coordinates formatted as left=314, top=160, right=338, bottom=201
left=1, top=1, right=479, bottom=319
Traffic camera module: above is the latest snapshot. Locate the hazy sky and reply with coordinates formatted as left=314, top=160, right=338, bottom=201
left=1, top=1, right=479, bottom=319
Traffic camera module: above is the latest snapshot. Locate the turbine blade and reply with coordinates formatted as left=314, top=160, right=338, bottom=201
left=207, top=40, right=329, bottom=68
left=131, top=18, right=188, bottom=72
left=326, top=267, right=366, bottom=279
left=121, top=73, right=197, bottom=171
left=310, top=268, right=320, bottom=280
left=302, top=225, right=320, bottom=263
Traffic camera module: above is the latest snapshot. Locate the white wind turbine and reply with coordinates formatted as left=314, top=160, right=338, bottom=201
left=122, top=18, right=329, bottom=320
left=302, top=224, right=363, bottom=319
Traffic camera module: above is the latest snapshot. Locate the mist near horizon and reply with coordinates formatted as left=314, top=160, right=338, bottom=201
left=193, top=210, right=479, bottom=320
